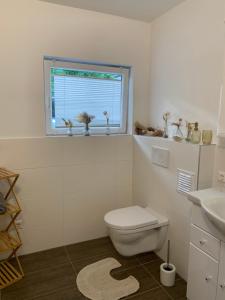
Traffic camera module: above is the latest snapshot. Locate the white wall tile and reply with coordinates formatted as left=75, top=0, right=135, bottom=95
left=115, top=161, right=133, bottom=207
left=15, top=167, right=64, bottom=254
left=133, top=136, right=201, bottom=280
left=0, top=137, right=133, bottom=254
left=0, top=138, right=63, bottom=170
left=62, top=161, right=132, bottom=245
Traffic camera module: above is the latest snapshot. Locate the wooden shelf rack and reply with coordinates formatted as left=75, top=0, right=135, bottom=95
left=0, top=168, right=24, bottom=289
left=0, top=259, right=23, bottom=289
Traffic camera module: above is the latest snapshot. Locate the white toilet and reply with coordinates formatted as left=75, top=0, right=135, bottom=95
left=104, top=206, right=168, bottom=256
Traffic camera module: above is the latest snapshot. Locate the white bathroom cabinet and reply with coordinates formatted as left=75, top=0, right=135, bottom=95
left=187, top=205, right=225, bottom=300
left=217, top=243, right=225, bottom=300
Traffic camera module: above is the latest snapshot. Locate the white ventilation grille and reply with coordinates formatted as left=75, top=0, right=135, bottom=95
left=177, top=169, right=195, bottom=194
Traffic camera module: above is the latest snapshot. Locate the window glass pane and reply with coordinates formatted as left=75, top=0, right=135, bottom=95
left=50, top=68, right=123, bottom=128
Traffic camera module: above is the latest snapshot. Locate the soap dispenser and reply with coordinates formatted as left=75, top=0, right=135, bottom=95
left=191, top=122, right=201, bottom=144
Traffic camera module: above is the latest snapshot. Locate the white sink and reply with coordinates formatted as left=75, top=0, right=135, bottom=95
left=188, top=188, right=225, bottom=234
left=201, top=197, right=225, bottom=233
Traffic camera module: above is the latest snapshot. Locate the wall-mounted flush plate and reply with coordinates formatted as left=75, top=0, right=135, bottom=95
left=152, top=146, right=169, bottom=168
left=218, top=171, right=225, bottom=183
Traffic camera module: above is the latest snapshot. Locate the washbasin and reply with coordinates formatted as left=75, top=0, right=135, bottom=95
left=201, top=197, right=225, bottom=233
left=188, top=188, right=225, bottom=234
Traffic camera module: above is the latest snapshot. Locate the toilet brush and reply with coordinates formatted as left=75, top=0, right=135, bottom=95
left=166, top=240, right=171, bottom=271
left=160, top=240, right=176, bottom=287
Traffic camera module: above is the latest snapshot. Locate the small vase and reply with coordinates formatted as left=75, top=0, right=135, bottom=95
left=185, top=124, right=193, bottom=142
left=163, top=121, right=169, bottom=138
left=67, top=127, right=73, bottom=136
left=106, top=120, right=110, bottom=136
left=202, top=130, right=213, bottom=145
left=84, top=123, right=90, bottom=136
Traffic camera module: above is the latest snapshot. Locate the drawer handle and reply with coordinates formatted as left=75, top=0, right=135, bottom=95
left=199, top=239, right=207, bottom=245
left=220, top=284, right=225, bottom=289
left=205, top=276, right=212, bottom=282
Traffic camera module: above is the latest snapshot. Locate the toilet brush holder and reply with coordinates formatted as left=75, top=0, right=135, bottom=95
left=160, top=263, right=176, bottom=287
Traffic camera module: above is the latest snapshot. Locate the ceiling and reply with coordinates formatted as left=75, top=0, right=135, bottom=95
left=40, top=0, right=186, bottom=22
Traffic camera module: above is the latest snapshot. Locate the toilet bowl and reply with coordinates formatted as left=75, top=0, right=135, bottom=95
left=104, top=206, right=168, bottom=256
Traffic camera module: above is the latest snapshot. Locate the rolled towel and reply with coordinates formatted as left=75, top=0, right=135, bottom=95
left=0, top=192, right=6, bottom=215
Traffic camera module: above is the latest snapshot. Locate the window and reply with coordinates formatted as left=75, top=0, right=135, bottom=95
left=44, top=57, right=130, bottom=135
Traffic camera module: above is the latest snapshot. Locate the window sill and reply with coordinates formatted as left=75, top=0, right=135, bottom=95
left=46, top=133, right=132, bottom=138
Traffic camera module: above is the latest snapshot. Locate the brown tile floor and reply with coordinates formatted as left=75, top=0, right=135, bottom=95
left=2, top=237, right=187, bottom=300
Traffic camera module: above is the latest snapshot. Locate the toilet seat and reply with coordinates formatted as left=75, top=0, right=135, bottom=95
left=104, top=206, right=158, bottom=231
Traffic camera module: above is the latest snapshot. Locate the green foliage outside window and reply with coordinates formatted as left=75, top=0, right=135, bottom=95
left=50, top=68, right=121, bottom=81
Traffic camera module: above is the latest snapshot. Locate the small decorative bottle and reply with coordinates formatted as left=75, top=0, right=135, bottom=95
left=185, top=123, right=193, bottom=142
left=84, top=123, right=90, bottom=136
left=191, top=122, right=201, bottom=144
left=67, top=127, right=73, bottom=137
left=163, top=112, right=170, bottom=138
left=103, top=111, right=110, bottom=136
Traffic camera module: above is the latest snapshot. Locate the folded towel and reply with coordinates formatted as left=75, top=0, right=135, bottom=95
left=0, top=192, right=6, bottom=215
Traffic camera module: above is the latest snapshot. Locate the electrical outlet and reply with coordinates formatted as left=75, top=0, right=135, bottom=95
left=15, top=219, right=23, bottom=229
left=218, top=171, right=225, bottom=183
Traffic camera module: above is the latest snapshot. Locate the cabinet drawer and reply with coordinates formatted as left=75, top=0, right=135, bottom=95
left=187, top=243, right=219, bottom=300
left=190, top=225, right=220, bottom=260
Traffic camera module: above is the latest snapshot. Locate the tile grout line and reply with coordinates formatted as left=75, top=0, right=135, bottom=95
left=125, top=286, right=165, bottom=300
left=160, top=286, right=176, bottom=300
left=140, top=263, right=163, bottom=288
left=63, top=246, right=89, bottom=298
left=63, top=246, right=78, bottom=275
left=30, top=284, right=80, bottom=300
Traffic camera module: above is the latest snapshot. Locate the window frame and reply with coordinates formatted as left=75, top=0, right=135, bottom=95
left=44, top=57, right=130, bottom=136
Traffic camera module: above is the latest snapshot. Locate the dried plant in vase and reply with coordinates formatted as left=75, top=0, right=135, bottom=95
left=163, top=112, right=170, bottom=138
left=172, top=118, right=184, bottom=142
left=185, top=122, right=194, bottom=142
left=62, top=118, right=73, bottom=136
left=77, top=112, right=95, bottom=136
left=103, top=111, right=110, bottom=135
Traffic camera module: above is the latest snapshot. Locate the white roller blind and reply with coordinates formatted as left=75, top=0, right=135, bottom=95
left=52, top=70, right=123, bottom=128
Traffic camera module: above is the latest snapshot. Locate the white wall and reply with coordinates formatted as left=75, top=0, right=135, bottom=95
left=0, top=0, right=151, bottom=137
left=214, top=48, right=225, bottom=186
left=133, top=0, right=225, bottom=281
left=0, top=0, right=151, bottom=254
left=148, top=0, right=225, bottom=134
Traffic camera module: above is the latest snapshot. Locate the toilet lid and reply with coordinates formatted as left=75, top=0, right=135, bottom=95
left=104, top=206, right=158, bottom=230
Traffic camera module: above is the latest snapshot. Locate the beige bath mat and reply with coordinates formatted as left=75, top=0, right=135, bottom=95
left=76, top=257, right=140, bottom=300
